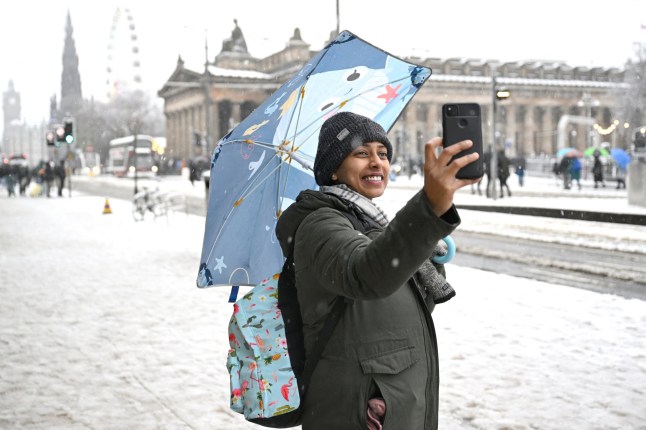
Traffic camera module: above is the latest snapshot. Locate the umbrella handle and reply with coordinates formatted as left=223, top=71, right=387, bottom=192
left=432, top=235, right=456, bottom=264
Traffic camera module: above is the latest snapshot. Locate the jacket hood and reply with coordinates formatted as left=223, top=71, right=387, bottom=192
left=276, top=190, right=350, bottom=257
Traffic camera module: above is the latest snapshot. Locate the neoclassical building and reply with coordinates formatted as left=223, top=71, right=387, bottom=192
left=158, top=22, right=631, bottom=165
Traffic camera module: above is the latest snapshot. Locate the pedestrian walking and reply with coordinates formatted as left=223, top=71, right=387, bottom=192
left=17, top=163, right=31, bottom=196
left=5, top=169, right=17, bottom=197
left=275, top=112, right=480, bottom=430
left=43, top=161, right=54, bottom=198
left=592, top=150, right=605, bottom=188
left=55, top=161, right=66, bottom=197
left=497, top=149, right=512, bottom=197
left=559, top=156, right=572, bottom=190
left=570, top=157, right=582, bottom=190
left=481, top=148, right=492, bottom=197
left=514, top=155, right=526, bottom=187
left=615, top=165, right=627, bottom=189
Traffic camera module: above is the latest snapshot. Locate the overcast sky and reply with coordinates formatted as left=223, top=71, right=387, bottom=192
left=1, top=0, right=645, bottom=137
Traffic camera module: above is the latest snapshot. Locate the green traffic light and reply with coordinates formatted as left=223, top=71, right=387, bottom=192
left=66, top=135, right=74, bottom=144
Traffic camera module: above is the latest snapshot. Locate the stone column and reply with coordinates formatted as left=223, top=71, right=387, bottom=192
left=505, top=105, right=518, bottom=156
left=209, top=101, right=220, bottom=152
left=428, top=103, right=440, bottom=138
left=167, top=112, right=176, bottom=159
left=546, top=108, right=556, bottom=155
left=535, top=107, right=549, bottom=155
left=515, top=106, right=526, bottom=155
left=231, top=103, right=241, bottom=129
left=182, top=109, right=189, bottom=161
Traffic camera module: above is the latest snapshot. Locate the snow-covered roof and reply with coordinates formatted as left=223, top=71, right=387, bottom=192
left=431, top=74, right=629, bottom=89
left=206, top=64, right=272, bottom=80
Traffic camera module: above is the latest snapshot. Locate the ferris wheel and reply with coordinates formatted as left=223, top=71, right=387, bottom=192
left=106, top=7, right=143, bottom=100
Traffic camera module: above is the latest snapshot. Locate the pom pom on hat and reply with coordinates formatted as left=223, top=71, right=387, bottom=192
left=314, top=112, right=392, bottom=186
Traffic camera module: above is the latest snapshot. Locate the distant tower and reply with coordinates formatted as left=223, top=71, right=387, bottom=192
left=2, top=80, right=21, bottom=152
left=3, top=80, right=21, bottom=130
left=49, top=94, right=59, bottom=125
left=106, top=7, right=143, bottom=100
left=59, top=10, right=83, bottom=118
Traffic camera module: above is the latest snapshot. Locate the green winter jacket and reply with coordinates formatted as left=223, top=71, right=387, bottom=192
left=276, top=189, right=461, bottom=430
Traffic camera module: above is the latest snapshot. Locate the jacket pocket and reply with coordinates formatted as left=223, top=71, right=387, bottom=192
left=359, top=345, right=418, bottom=375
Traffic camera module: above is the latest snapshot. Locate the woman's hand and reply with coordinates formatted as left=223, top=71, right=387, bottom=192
left=423, top=137, right=481, bottom=216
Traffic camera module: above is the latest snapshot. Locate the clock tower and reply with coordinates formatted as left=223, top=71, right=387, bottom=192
left=3, top=80, right=21, bottom=131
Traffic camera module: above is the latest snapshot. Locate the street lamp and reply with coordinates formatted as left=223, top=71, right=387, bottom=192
left=576, top=92, right=600, bottom=147
left=202, top=32, right=213, bottom=156
left=129, top=117, right=142, bottom=195
left=488, top=67, right=511, bottom=200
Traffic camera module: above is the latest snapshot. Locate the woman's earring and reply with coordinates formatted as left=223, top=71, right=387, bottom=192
left=331, top=173, right=338, bottom=181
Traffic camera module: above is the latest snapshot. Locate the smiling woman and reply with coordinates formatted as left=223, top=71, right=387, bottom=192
left=315, top=112, right=393, bottom=199
left=275, top=111, right=479, bottom=429
left=332, top=141, right=391, bottom=199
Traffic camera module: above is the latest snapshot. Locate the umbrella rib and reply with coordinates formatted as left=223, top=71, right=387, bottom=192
left=206, top=138, right=305, bottom=263
left=285, top=75, right=411, bottom=150
left=205, top=159, right=284, bottom=263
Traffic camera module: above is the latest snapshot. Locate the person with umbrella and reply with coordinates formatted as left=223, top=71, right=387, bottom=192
left=275, top=112, right=480, bottom=430
left=592, top=150, right=606, bottom=189
left=570, top=155, right=582, bottom=190
left=615, top=165, right=627, bottom=189
left=611, top=148, right=631, bottom=190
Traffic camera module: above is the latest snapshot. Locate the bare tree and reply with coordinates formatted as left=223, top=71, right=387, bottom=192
left=73, top=90, right=164, bottom=165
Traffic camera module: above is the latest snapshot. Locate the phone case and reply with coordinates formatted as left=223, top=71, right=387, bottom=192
left=442, top=103, right=484, bottom=179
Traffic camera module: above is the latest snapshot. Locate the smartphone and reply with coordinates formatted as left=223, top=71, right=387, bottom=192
left=442, top=103, right=484, bottom=179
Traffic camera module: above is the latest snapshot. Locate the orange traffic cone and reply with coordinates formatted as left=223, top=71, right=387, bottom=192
left=103, top=198, right=113, bottom=215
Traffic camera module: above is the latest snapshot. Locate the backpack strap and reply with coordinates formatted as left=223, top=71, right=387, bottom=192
left=296, top=208, right=365, bottom=397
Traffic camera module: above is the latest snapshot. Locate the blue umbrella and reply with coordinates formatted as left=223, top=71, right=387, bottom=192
left=196, top=31, right=431, bottom=298
left=610, top=148, right=631, bottom=169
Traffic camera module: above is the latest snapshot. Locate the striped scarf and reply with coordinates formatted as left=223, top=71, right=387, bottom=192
left=320, top=184, right=389, bottom=226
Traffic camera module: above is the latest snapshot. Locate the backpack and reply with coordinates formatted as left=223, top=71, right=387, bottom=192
left=226, top=208, right=368, bottom=427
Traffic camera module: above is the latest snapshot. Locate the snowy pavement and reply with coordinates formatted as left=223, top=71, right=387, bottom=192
left=1, top=181, right=646, bottom=429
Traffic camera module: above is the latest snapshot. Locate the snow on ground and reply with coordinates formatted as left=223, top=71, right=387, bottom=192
left=1, top=178, right=645, bottom=429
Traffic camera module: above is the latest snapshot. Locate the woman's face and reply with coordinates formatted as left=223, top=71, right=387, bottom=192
left=333, top=141, right=390, bottom=199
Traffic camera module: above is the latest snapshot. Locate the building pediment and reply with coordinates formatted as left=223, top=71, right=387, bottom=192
left=157, top=57, right=203, bottom=97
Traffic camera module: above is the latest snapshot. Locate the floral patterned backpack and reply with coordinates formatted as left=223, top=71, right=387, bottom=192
left=226, top=209, right=366, bottom=427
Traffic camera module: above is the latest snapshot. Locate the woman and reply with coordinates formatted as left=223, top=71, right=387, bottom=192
left=592, top=150, right=605, bottom=188
left=276, top=112, right=479, bottom=429
left=570, top=156, right=582, bottom=190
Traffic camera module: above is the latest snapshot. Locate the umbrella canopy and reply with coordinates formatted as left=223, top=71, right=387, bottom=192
left=610, top=148, right=631, bottom=169
left=197, top=30, right=431, bottom=292
left=556, top=147, right=583, bottom=159
left=584, top=146, right=610, bottom=157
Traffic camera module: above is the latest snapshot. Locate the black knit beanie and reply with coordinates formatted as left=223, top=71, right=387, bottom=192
left=314, top=112, right=392, bottom=186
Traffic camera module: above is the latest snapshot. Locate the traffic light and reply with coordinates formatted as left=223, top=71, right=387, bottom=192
left=635, top=129, right=646, bottom=151
left=46, top=131, right=55, bottom=147
left=55, top=126, right=65, bottom=147
left=64, top=121, right=74, bottom=144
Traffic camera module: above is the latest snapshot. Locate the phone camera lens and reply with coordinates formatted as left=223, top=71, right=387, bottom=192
left=446, top=105, right=458, bottom=117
